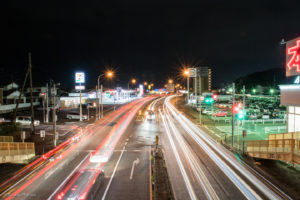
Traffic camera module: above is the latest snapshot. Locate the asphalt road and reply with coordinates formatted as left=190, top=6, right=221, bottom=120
left=0, top=95, right=292, bottom=200
left=0, top=97, right=155, bottom=200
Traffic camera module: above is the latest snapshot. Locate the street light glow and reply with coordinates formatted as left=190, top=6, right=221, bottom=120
left=131, top=78, right=136, bottom=84
left=106, top=70, right=114, bottom=78
left=168, top=79, right=173, bottom=84
left=183, top=69, right=189, bottom=76
left=144, top=81, right=148, bottom=86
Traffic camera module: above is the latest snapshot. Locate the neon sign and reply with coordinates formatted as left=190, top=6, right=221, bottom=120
left=286, top=37, right=300, bottom=77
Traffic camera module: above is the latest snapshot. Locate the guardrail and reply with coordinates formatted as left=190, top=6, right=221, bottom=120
left=0, top=142, right=35, bottom=163
left=242, top=118, right=286, bottom=125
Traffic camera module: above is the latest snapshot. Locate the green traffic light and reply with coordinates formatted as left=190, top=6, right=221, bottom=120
left=237, top=110, right=245, bottom=120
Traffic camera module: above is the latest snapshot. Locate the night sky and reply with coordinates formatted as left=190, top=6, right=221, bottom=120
left=1, top=0, right=300, bottom=89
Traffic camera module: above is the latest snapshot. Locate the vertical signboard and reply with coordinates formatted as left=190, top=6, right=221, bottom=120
left=286, top=37, right=300, bottom=77
left=75, top=72, right=85, bottom=83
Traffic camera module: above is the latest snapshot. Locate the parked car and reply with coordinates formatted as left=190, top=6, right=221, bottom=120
left=16, top=116, right=40, bottom=126
left=66, top=112, right=88, bottom=120
left=262, top=113, right=270, bottom=119
left=202, top=109, right=212, bottom=115
left=212, top=111, right=228, bottom=117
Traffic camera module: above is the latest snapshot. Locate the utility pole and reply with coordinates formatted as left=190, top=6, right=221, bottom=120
left=231, top=83, right=235, bottom=148
left=28, top=53, right=35, bottom=135
left=95, top=85, right=98, bottom=122
left=46, top=83, right=49, bottom=123
left=101, top=84, right=103, bottom=118
left=52, top=82, right=57, bottom=147
left=97, top=76, right=100, bottom=120
left=187, top=75, right=190, bottom=103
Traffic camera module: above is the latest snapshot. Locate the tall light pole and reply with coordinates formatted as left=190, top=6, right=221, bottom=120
left=183, top=69, right=189, bottom=102
left=231, top=82, right=235, bottom=148
left=50, top=80, right=60, bottom=147
left=97, top=71, right=113, bottom=120
left=97, top=74, right=104, bottom=120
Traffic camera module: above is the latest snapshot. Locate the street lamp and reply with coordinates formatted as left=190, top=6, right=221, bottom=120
left=128, top=78, right=136, bottom=89
left=270, top=88, right=274, bottom=95
left=168, top=79, right=173, bottom=84
left=144, top=81, right=147, bottom=86
left=252, top=88, right=256, bottom=94
left=183, top=68, right=190, bottom=102
left=97, top=70, right=114, bottom=121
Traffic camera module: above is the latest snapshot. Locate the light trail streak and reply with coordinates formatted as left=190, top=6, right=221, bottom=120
left=163, top=104, right=219, bottom=200
left=164, top=96, right=284, bottom=200
left=159, top=109, right=198, bottom=200
left=51, top=97, right=155, bottom=199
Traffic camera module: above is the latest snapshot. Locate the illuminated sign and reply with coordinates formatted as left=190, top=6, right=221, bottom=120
left=75, top=72, right=85, bottom=83
left=188, top=68, right=197, bottom=78
left=75, top=85, right=85, bottom=90
left=286, top=37, right=300, bottom=77
left=294, top=76, right=300, bottom=84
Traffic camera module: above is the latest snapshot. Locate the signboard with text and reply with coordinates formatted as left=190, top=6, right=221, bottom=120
left=75, top=72, right=85, bottom=83
left=286, top=37, right=300, bottom=77
left=188, top=68, right=197, bottom=78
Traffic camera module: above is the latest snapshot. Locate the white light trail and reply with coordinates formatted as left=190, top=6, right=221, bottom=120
left=164, top=96, right=283, bottom=200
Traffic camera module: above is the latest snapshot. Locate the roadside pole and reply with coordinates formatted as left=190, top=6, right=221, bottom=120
left=187, top=77, right=189, bottom=103
left=53, top=83, right=57, bottom=147
left=40, top=130, right=45, bottom=154
left=231, top=83, right=235, bottom=148
left=97, top=77, right=100, bottom=120
left=101, top=84, right=103, bottom=118
left=46, top=83, right=49, bottom=123
left=95, top=85, right=98, bottom=122
left=79, top=83, right=82, bottom=122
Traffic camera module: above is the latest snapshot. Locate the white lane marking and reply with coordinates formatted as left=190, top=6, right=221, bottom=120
left=102, top=146, right=126, bottom=200
left=130, top=158, right=140, bottom=180
left=47, top=153, right=90, bottom=200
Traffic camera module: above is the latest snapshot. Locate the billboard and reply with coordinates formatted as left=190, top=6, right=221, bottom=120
left=75, top=72, right=85, bottom=83
left=286, top=37, right=300, bottom=77
left=188, top=68, right=197, bottom=78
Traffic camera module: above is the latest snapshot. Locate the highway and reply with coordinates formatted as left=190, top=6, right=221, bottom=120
left=154, top=95, right=291, bottom=200
left=0, top=96, right=155, bottom=200
left=0, top=94, right=293, bottom=200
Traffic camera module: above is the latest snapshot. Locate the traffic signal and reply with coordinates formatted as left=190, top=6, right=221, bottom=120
left=232, top=105, right=240, bottom=113
left=237, top=110, right=245, bottom=120
left=204, top=97, right=214, bottom=104
left=212, top=94, right=218, bottom=100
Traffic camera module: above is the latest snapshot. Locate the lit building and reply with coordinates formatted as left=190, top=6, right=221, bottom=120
left=280, top=37, right=300, bottom=133
left=193, top=66, right=212, bottom=95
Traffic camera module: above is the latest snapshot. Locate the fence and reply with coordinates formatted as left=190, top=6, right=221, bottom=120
left=0, top=136, right=13, bottom=142
left=0, top=142, right=35, bottom=163
left=247, top=132, right=300, bottom=164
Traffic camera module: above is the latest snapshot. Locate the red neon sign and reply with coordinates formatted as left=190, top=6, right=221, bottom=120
left=287, top=40, right=300, bottom=72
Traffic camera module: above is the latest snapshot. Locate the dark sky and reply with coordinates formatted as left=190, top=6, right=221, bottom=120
left=1, top=0, right=300, bottom=89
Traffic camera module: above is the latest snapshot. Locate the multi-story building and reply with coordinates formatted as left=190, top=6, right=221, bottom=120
left=193, top=66, right=212, bottom=96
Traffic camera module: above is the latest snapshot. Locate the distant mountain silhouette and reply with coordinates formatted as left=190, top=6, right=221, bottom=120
left=234, top=68, right=288, bottom=89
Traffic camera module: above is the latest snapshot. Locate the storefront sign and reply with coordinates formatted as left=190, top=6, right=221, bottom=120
left=75, top=72, right=85, bottom=83
left=286, top=37, right=300, bottom=77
